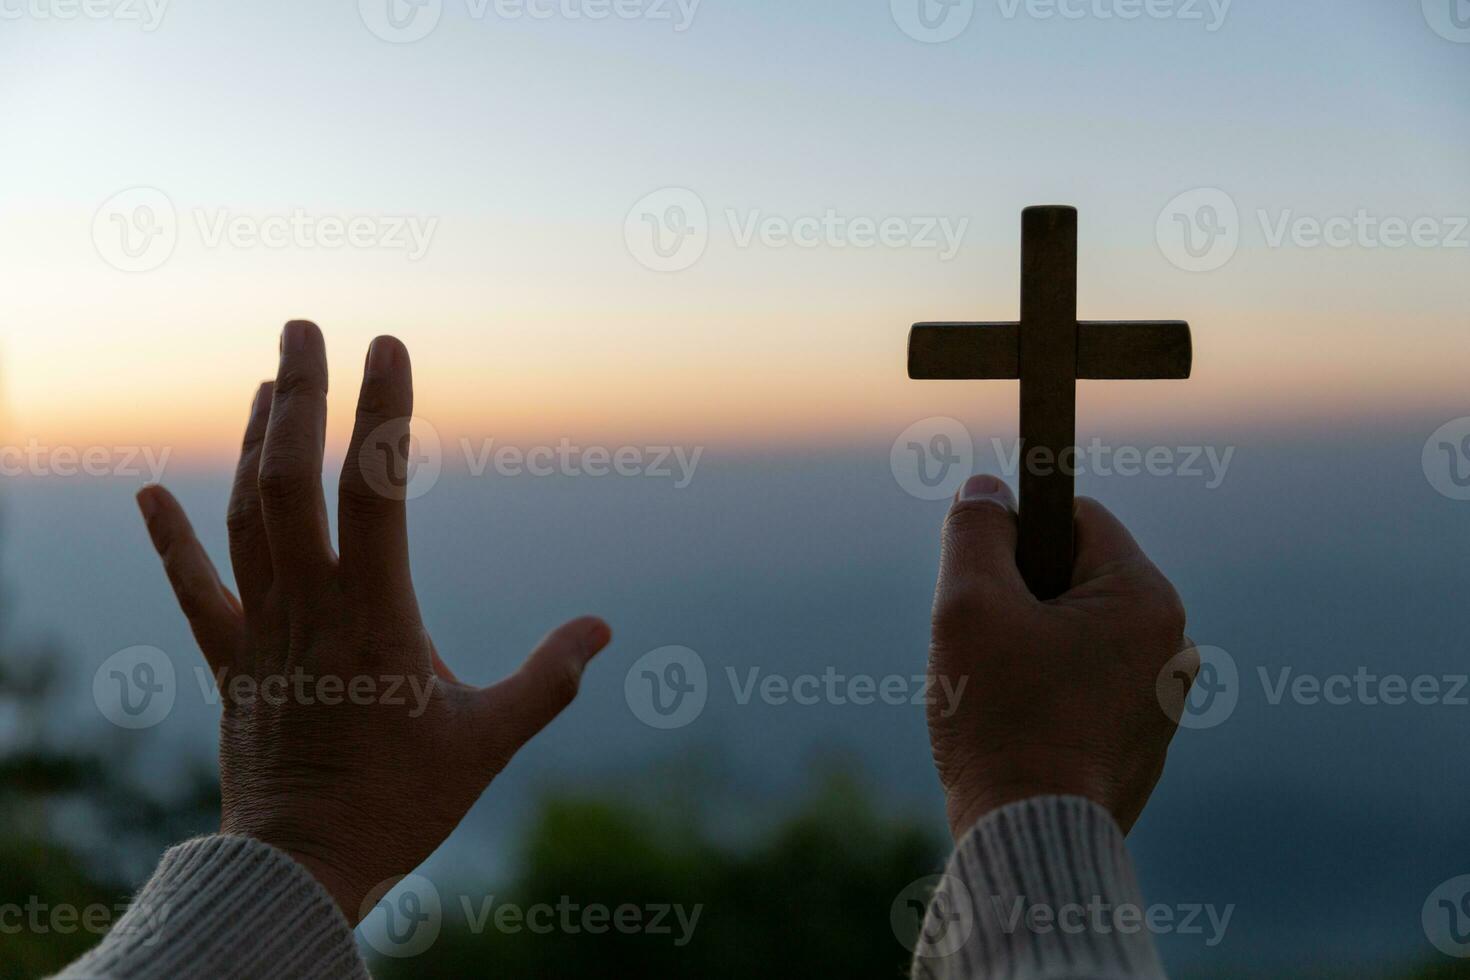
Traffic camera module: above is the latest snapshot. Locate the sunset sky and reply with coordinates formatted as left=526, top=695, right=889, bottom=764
left=1, top=0, right=1466, bottom=463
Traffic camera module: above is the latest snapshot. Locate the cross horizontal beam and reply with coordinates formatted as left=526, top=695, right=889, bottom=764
left=907, top=321, right=1192, bottom=381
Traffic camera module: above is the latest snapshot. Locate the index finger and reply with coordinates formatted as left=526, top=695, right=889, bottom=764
left=1070, top=496, right=1146, bottom=584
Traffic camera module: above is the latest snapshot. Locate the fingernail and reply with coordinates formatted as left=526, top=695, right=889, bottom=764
left=281, top=321, right=311, bottom=354
left=136, top=487, right=160, bottom=521
left=585, top=620, right=612, bottom=651
left=366, top=337, right=396, bottom=377
left=959, top=474, right=1010, bottom=505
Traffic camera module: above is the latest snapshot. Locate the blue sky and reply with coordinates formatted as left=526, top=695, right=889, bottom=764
left=0, top=0, right=1466, bottom=454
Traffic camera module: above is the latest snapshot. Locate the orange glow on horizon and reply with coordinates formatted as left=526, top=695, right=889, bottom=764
left=4, top=305, right=1465, bottom=474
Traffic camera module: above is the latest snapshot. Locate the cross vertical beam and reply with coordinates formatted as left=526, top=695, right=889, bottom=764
left=1018, top=206, right=1077, bottom=600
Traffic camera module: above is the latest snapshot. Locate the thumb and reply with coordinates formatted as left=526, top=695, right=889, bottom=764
left=935, top=474, right=1029, bottom=611
left=473, top=616, right=612, bottom=769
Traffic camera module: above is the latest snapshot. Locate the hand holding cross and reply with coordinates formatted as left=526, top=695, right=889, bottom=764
left=907, top=206, right=1192, bottom=600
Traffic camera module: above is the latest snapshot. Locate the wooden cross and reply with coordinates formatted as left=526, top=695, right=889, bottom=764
left=907, top=206, right=1192, bottom=600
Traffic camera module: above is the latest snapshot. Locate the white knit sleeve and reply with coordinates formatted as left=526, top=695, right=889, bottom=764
left=51, top=835, right=368, bottom=980
left=910, top=796, right=1167, bottom=980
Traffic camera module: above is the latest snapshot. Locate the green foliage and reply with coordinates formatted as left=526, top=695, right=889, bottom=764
left=370, top=772, right=944, bottom=979
left=0, top=639, right=218, bottom=979
left=0, top=836, right=118, bottom=979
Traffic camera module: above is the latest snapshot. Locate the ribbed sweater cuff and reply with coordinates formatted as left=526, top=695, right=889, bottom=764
left=53, top=835, right=368, bottom=980
left=911, top=796, right=1166, bottom=980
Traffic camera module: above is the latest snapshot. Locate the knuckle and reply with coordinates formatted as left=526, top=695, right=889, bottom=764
left=225, top=498, right=260, bottom=536
left=256, top=459, right=314, bottom=505
left=939, top=512, right=1014, bottom=571
left=338, top=471, right=388, bottom=514
left=273, top=363, right=327, bottom=399
left=169, top=570, right=213, bottom=622
left=147, top=519, right=176, bottom=558
left=540, top=659, right=583, bottom=708
left=932, top=586, right=989, bottom=635
left=349, top=413, right=410, bottom=469
left=1141, top=580, right=1188, bottom=637
left=942, top=505, right=1006, bottom=541
left=1162, top=593, right=1188, bottom=635
left=355, top=409, right=408, bottom=447
left=937, top=539, right=1004, bottom=596
left=354, top=384, right=397, bottom=422
left=174, top=588, right=206, bottom=623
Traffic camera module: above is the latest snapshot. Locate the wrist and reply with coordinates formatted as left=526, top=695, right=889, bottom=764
left=944, top=752, right=1114, bottom=841
left=946, top=786, right=1093, bottom=841
left=223, top=820, right=366, bottom=922
left=279, top=849, right=366, bottom=924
